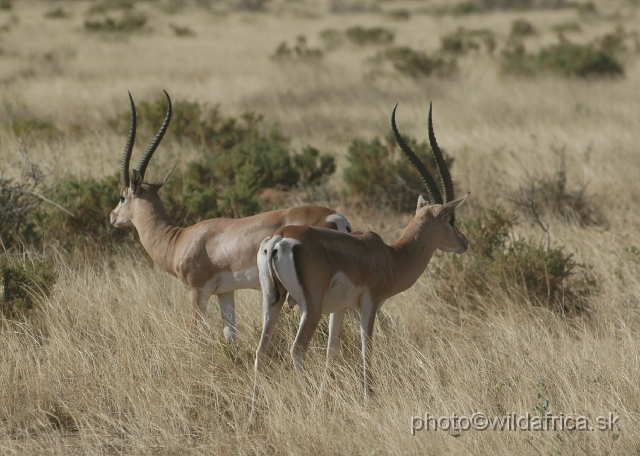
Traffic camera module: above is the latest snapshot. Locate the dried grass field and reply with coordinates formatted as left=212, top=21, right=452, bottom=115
left=1, top=0, right=640, bottom=454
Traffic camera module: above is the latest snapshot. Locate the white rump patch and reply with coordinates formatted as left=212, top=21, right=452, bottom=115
left=326, top=213, right=353, bottom=233
left=271, top=238, right=306, bottom=307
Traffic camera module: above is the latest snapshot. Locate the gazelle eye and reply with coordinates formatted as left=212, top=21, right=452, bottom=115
left=119, top=196, right=125, bottom=203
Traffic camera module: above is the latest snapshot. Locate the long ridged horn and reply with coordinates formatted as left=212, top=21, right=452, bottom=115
left=120, top=91, right=136, bottom=188
left=428, top=102, right=455, bottom=203
left=391, top=104, right=443, bottom=205
left=135, top=90, right=172, bottom=181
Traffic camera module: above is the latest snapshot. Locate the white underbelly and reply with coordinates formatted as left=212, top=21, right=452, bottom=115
left=321, top=272, right=366, bottom=314
left=204, top=267, right=260, bottom=295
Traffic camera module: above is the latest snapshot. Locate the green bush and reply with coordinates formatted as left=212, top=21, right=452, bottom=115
left=440, top=27, right=496, bottom=55
left=379, top=46, right=457, bottom=78
left=88, top=0, right=135, bottom=14
left=551, top=21, right=581, bottom=35
left=28, top=174, right=133, bottom=249
left=85, top=11, right=147, bottom=32
left=29, top=99, right=338, bottom=247
left=538, top=42, right=623, bottom=77
left=450, top=1, right=478, bottom=15
left=1, top=257, right=57, bottom=320
left=292, top=147, right=336, bottom=187
left=345, top=26, right=394, bottom=45
left=271, top=36, right=323, bottom=62
left=510, top=19, right=536, bottom=37
left=387, top=9, right=410, bottom=20
left=511, top=152, right=604, bottom=227
left=319, top=28, right=345, bottom=51
left=170, top=23, right=196, bottom=37
left=501, top=38, right=624, bottom=77
left=11, top=117, right=60, bottom=139
left=344, top=131, right=454, bottom=211
left=44, top=7, right=72, bottom=19
left=432, top=207, right=596, bottom=315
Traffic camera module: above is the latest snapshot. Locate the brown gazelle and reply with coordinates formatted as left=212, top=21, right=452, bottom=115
left=253, top=104, right=469, bottom=408
left=110, top=91, right=352, bottom=343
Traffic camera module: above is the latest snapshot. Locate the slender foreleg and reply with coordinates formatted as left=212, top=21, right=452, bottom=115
left=217, top=292, right=236, bottom=344
left=320, top=309, right=345, bottom=395
left=359, top=295, right=377, bottom=401
left=188, top=287, right=210, bottom=334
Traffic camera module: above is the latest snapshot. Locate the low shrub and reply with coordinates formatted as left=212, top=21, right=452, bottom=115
left=501, top=37, right=624, bottom=77
left=450, top=2, right=478, bottom=15
left=292, top=146, right=336, bottom=187
left=1, top=257, right=57, bottom=320
left=440, top=27, right=496, bottom=55
left=318, top=28, right=344, bottom=51
left=170, top=23, right=196, bottom=37
left=432, top=207, right=596, bottom=315
left=538, top=41, right=623, bottom=77
left=387, top=9, right=410, bottom=20
left=344, top=131, right=454, bottom=212
left=510, top=19, right=536, bottom=37
left=271, top=36, right=323, bottom=62
left=44, top=7, right=72, bottom=19
left=88, top=0, right=135, bottom=14
left=345, top=26, right=394, bottom=46
left=28, top=174, right=132, bottom=250
left=11, top=117, right=60, bottom=139
left=510, top=151, right=604, bottom=227
left=378, top=46, right=457, bottom=78
left=29, top=99, right=337, bottom=247
left=551, top=21, right=581, bottom=34
left=85, top=11, right=147, bottom=33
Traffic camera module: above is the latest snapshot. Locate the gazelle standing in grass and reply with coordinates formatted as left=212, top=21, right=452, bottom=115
left=253, top=103, right=469, bottom=407
left=110, top=91, right=352, bottom=343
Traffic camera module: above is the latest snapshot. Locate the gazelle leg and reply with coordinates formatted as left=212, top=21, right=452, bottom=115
left=251, top=290, right=286, bottom=420
left=320, top=310, right=345, bottom=395
left=217, top=292, right=236, bottom=344
left=188, top=287, right=209, bottom=334
left=290, top=304, right=322, bottom=373
left=360, top=297, right=377, bottom=400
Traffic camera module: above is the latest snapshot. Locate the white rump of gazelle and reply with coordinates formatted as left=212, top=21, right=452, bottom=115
left=252, top=104, right=469, bottom=412
left=110, top=91, right=352, bottom=343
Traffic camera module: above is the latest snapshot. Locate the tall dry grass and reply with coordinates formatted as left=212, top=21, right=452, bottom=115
left=2, top=0, right=640, bottom=454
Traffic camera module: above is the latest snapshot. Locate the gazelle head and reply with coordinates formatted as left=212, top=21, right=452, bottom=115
left=391, top=103, right=469, bottom=254
left=110, top=91, right=173, bottom=228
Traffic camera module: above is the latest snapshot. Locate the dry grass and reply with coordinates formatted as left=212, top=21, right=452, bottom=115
left=2, top=0, right=640, bottom=454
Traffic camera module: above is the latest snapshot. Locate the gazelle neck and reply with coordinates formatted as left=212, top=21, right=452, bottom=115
left=132, top=191, right=183, bottom=275
left=387, top=213, right=440, bottom=296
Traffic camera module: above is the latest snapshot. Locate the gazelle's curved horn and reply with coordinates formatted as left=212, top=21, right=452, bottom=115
left=391, top=104, right=443, bottom=205
left=136, top=90, right=172, bottom=181
left=120, top=92, right=136, bottom=188
left=428, top=103, right=455, bottom=203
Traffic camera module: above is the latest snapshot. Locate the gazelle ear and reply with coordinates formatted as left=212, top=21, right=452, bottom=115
left=416, top=194, right=429, bottom=213
left=130, top=169, right=143, bottom=196
left=437, top=192, right=470, bottom=220
left=154, top=166, right=175, bottom=188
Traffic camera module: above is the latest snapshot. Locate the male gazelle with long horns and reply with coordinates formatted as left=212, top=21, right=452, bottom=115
left=253, top=104, right=469, bottom=405
left=110, top=91, right=352, bottom=343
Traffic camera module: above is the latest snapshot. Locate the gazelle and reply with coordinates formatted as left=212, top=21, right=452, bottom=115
left=253, top=104, right=469, bottom=406
left=110, top=91, right=352, bottom=343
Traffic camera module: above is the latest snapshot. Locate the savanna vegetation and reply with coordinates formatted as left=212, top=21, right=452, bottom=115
left=1, top=0, right=639, bottom=454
